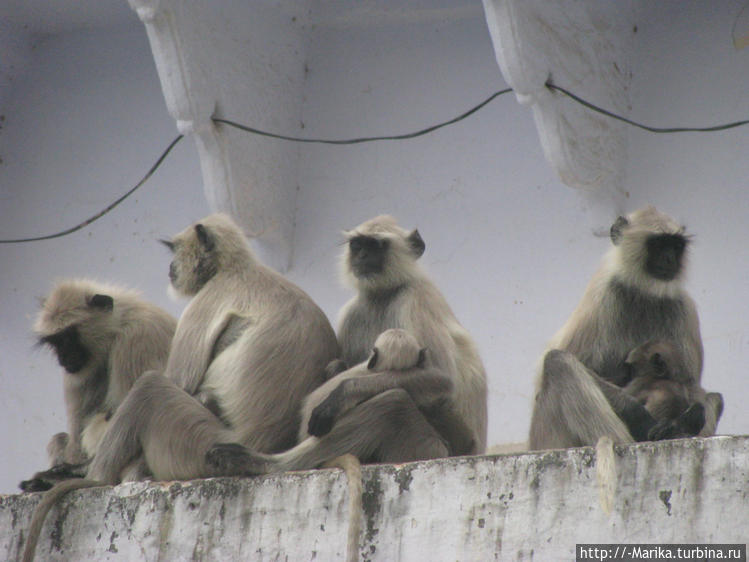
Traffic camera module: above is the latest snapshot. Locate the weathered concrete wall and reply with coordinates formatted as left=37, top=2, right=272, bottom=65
left=2, top=435, right=747, bottom=561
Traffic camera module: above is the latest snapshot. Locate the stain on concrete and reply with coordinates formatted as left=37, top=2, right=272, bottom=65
left=395, top=466, right=414, bottom=494
left=659, top=490, right=672, bottom=516
left=361, top=475, right=383, bottom=546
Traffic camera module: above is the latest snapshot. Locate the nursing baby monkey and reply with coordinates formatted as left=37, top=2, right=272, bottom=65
left=623, top=339, right=718, bottom=439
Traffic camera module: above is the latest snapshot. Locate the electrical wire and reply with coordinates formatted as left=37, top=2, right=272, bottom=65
left=546, top=82, right=749, bottom=133
left=1, top=82, right=747, bottom=244
left=0, top=135, right=184, bottom=243
left=213, top=88, right=513, bottom=144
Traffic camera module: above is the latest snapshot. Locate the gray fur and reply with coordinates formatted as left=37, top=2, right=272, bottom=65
left=623, top=339, right=722, bottom=436
left=529, top=207, right=723, bottom=450
left=205, top=216, right=486, bottom=478
left=337, top=215, right=488, bottom=455
left=86, top=213, right=339, bottom=483
left=29, top=280, right=176, bottom=471
left=21, top=281, right=176, bottom=561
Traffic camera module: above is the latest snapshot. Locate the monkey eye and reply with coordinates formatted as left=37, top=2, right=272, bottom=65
left=349, top=236, right=385, bottom=254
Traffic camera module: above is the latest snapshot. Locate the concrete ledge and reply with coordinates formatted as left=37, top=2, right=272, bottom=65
left=3, top=435, right=747, bottom=561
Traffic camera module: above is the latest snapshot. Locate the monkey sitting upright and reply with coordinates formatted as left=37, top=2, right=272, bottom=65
left=203, top=216, right=486, bottom=476
left=529, top=206, right=724, bottom=449
left=622, top=339, right=719, bottom=439
left=20, top=280, right=176, bottom=492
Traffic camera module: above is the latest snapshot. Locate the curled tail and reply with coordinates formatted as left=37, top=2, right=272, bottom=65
left=23, top=478, right=102, bottom=562
left=323, top=454, right=362, bottom=562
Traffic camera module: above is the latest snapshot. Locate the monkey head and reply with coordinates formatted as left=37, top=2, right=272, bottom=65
left=367, top=329, right=427, bottom=371
left=624, top=339, right=692, bottom=385
left=608, top=206, right=690, bottom=295
left=162, top=213, right=253, bottom=297
left=341, top=215, right=426, bottom=292
left=35, top=281, right=118, bottom=374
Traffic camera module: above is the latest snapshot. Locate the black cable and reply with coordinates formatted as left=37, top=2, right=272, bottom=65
left=0, top=90, right=511, bottom=243
left=546, top=82, right=749, bottom=133
left=2, top=82, right=748, bottom=244
left=0, top=135, right=184, bottom=243
left=212, top=88, right=513, bottom=144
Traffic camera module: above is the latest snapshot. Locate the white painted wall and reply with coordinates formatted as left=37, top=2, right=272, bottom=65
left=624, top=0, right=749, bottom=435
left=1, top=0, right=747, bottom=498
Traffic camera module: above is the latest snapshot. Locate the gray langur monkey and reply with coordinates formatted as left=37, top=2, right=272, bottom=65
left=529, top=206, right=723, bottom=450
left=203, top=215, right=486, bottom=477
left=22, top=214, right=339, bottom=562
left=19, top=280, right=176, bottom=492
left=622, top=339, right=722, bottom=439
left=88, top=213, right=339, bottom=482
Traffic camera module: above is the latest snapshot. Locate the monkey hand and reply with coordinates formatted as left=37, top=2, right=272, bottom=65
left=308, top=386, right=345, bottom=437
left=19, top=462, right=88, bottom=492
left=324, top=359, right=349, bottom=380
left=19, top=478, right=54, bottom=493
left=648, top=403, right=706, bottom=441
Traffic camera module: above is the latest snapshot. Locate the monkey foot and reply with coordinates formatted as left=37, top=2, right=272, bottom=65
left=648, top=403, right=706, bottom=441
left=205, top=443, right=268, bottom=476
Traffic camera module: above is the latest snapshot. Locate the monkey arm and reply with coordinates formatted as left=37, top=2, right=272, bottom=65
left=167, top=308, right=251, bottom=395
left=592, top=376, right=659, bottom=442
left=419, top=400, right=476, bottom=456
left=308, top=368, right=453, bottom=437
left=324, top=359, right=349, bottom=380
left=594, top=376, right=706, bottom=441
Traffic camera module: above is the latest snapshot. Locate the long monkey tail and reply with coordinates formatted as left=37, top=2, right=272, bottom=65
left=595, top=436, right=617, bottom=516
left=323, top=454, right=363, bottom=562
left=22, top=478, right=103, bottom=562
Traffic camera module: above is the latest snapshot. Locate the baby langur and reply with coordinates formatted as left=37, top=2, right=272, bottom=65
left=20, top=280, right=176, bottom=492
left=307, top=329, right=426, bottom=562
left=623, top=339, right=718, bottom=440
left=301, top=329, right=429, bottom=441
left=303, top=329, right=474, bottom=455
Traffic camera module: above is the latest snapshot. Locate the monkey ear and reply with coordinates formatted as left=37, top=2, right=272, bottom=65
left=367, top=348, right=379, bottom=370
left=160, top=239, right=175, bottom=252
left=407, top=229, right=426, bottom=258
left=416, top=348, right=427, bottom=369
left=195, top=224, right=215, bottom=251
left=610, top=216, right=629, bottom=245
left=650, top=352, right=667, bottom=375
left=89, top=294, right=114, bottom=311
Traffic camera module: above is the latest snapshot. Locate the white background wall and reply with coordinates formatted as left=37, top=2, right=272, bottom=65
left=0, top=1, right=747, bottom=495
left=624, top=0, right=749, bottom=436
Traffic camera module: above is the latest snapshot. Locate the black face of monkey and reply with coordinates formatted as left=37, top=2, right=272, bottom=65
left=41, top=325, right=90, bottom=374
left=646, top=234, right=687, bottom=281
left=349, top=235, right=389, bottom=277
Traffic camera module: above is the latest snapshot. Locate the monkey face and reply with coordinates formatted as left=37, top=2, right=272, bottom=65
left=645, top=234, right=687, bottom=281
left=348, top=235, right=389, bottom=278
left=41, top=325, right=90, bottom=374
left=162, top=223, right=218, bottom=296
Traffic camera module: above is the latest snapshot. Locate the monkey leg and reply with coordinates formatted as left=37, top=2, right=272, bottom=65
left=207, top=389, right=449, bottom=474
left=529, top=350, right=634, bottom=450
left=88, top=372, right=233, bottom=483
